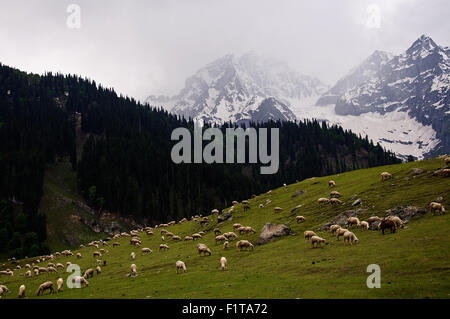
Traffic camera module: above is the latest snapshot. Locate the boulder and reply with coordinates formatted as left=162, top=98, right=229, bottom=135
left=257, top=223, right=292, bottom=245
left=217, top=211, right=233, bottom=223
left=410, top=168, right=424, bottom=175
left=352, top=198, right=362, bottom=206
left=384, top=206, right=427, bottom=223
left=290, top=204, right=303, bottom=213
left=319, top=209, right=367, bottom=230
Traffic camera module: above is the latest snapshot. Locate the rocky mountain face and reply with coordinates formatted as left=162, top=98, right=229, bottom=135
left=330, top=35, right=449, bottom=157
left=146, top=52, right=327, bottom=124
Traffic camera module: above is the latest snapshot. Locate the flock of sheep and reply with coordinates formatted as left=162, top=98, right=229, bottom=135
left=0, top=156, right=448, bottom=299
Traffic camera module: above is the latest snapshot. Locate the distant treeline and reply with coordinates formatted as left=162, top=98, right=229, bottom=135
left=0, top=63, right=400, bottom=257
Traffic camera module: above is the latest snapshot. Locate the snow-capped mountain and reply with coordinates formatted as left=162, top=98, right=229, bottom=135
left=146, top=52, right=328, bottom=124
left=329, top=35, right=449, bottom=158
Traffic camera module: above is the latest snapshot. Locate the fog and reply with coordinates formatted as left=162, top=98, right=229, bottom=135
left=0, top=0, right=448, bottom=100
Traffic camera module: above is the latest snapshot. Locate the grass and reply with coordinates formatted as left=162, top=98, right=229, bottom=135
left=0, top=158, right=449, bottom=299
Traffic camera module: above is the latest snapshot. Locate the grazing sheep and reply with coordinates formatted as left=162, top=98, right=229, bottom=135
left=220, top=257, right=227, bottom=271
left=57, top=278, right=63, bottom=292
left=131, top=252, right=136, bottom=260
left=386, top=216, right=404, bottom=228
left=72, top=276, right=89, bottom=287
left=429, top=202, right=446, bottom=215
left=113, top=242, right=120, bottom=247
left=346, top=217, right=360, bottom=228
left=192, top=233, right=202, bottom=240
left=34, top=269, right=39, bottom=276
left=197, top=243, right=212, bottom=256
left=128, top=264, right=137, bottom=277
left=36, top=281, right=54, bottom=296
left=233, top=223, right=242, bottom=230
left=343, top=231, right=359, bottom=245
left=368, top=216, right=381, bottom=223
left=141, top=248, right=152, bottom=254
left=0, top=287, right=3, bottom=297
left=0, top=285, right=8, bottom=293
left=83, top=268, right=94, bottom=279
left=25, top=264, right=31, bottom=269
left=93, top=251, right=102, bottom=258
left=336, top=228, right=349, bottom=240
left=214, top=228, right=221, bottom=235
left=236, top=240, right=254, bottom=251
left=310, top=236, right=327, bottom=248
left=76, top=253, right=82, bottom=259
left=223, top=241, right=229, bottom=250
left=96, top=266, right=101, bottom=275
left=379, top=219, right=396, bottom=235
left=360, top=221, right=369, bottom=230
left=18, top=285, right=25, bottom=298
left=328, top=180, right=336, bottom=188
left=172, top=235, right=182, bottom=241
left=330, top=191, right=341, bottom=198
left=96, top=259, right=102, bottom=265
left=330, top=198, right=342, bottom=206
left=215, top=235, right=227, bottom=244
left=211, top=209, right=219, bottom=215
left=259, top=204, right=264, bottom=208
left=304, top=230, right=317, bottom=241
left=381, top=172, right=393, bottom=181
left=159, top=244, right=169, bottom=251
left=274, top=207, right=283, bottom=213
left=329, top=224, right=341, bottom=234
left=296, top=216, right=306, bottom=223
left=184, top=236, right=193, bottom=241
left=318, top=198, right=330, bottom=205
left=232, top=201, right=239, bottom=205
left=25, top=270, right=32, bottom=278
left=99, top=248, right=106, bottom=254
left=176, top=261, right=187, bottom=274
left=223, top=232, right=238, bottom=241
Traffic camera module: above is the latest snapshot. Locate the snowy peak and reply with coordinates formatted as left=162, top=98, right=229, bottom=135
left=146, top=52, right=326, bottom=124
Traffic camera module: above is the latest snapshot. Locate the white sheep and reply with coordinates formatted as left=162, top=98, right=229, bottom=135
left=141, top=247, right=152, bottom=254
left=57, top=278, right=63, bottom=292
left=330, top=198, right=342, bottom=206
left=129, top=264, right=137, bottom=277
left=328, top=180, right=336, bottom=188
left=236, top=240, right=254, bottom=251
left=223, top=241, right=229, bottom=250
left=360, top=221, right=369, bottom=230
left=220, top=257, right=227, bottom=271
left=159, top=244, right=169, bottom=250
left=131, top=252, right=136, bottom=260
left=296, top=216, right=306, bottom=223
left=304, top=230, right=317, bottom=241
left=343, top=231, right=359, bottom=245
left=310, top=236, right=327, bottom=248
left=176, top=261, right=187, bottom=274
left=336, top=228, right=349, bottom=240
left=381, top=171, right=393, bottom=181
left=346, top=217, right=360, bottom=227
left=386, top=216, right=404, bottom=228
left=429, top=202, right=446, bottom=215
left=18, top=285, right=25, bottom=298
left=318, top=198, right=330, bottom=205
left=197, top=243, right=212, bottom=256
left=329, top=224, right=341, bottom=233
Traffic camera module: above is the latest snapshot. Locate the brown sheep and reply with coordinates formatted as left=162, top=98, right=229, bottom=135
left=36, top=281, right=54, bottom=296
left=379, top=219, right=396, bottom=234
left=236, top=240, right=254, bottom=251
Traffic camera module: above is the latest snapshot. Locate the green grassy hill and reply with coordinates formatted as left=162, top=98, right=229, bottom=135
left=1, top=158, right=449, bottom=299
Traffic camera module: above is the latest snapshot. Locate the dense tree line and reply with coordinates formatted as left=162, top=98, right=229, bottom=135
left=0, top=63, right=400, bottom=256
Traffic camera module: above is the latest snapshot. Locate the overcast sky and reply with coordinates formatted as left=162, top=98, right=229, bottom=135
left=0, top=0, right=448, bottom=100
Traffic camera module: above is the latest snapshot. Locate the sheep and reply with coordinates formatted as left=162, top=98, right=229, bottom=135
left=336, top=228, right=349, bottom=240
left=429, top=202, right=446, bottom=215
left=242, top=200, right=250, bottom=212
left=211, top=209, right=219, bottom=215
left=172, top=235, right=182, bottom=241
left=96, top=259, right=102, bottom=265
left=219, top=257, right=227, bottom=271
left=0, top=287, right=3, bottom=297
left=386, top=216, right=404, bottom=228
left=368, top=216, right=381, bottom=223
left=329, top=180, right=336, bottom=188
left=343, top=231, right=359, bottom=245
left=47, top=266, right=57, bottom=273
left=238, top=226, right=256, bottom=234
left=197, top=243, right=212, bottom=256
left=83, top=268, right=94, bottom=279
left=176, top=261, right=187, bottom=274
left=233, top=223, right=242, bottom=230
left=184, top=236, right=193, bottom=241
left=381, top=171, right=393, bottom=181
left=93, top=251, right=102, bottom=258
left=379, top=219, right=396, bottom=234
left=192, top=233, right=202, bottom=240
left=346, top=217, right=360, bottom=228
left=310, top=236, right=327, bottom=248
left=330, top=191, right=341, bottom=198
left=159, top=244, right=169, bottom=251
left=57, top=278, right=63, bottom=292
left=96, top=265, right=101, bottom=275
left=141, top=247, right=152, bottom=254
left=215, top=235, right=227, bottom=244
left=99, top=248, right=106, bottom=254
left=36, top=281, right=54, bottom=296
left=25, top=264, right=31, bottom=269
left=445, top=156, right=450, bottom=166
left=223, top=241, right=229, bottom=250
left=360, top=221, right=369, bottom=230
left=232, top=200, right=239, bottom=205
left=131, top=252, right=136, bottom=260
left=128, top=264, right=137, bottom=277
left=76, top=253, right=82, bottom=259
left=259, top=203, right=264, bottom=208
left=56, top=263, right=64, bottom=269
left=38, top=267, right=48, bottom=273
left=318, top=198, right=330, bottom=205
left=34, top=269, right=39, bottom=276
left=214, top=228, right=221, bottom=235
left=329, top=224, right=341, bottom=234
left=223, top=232, right=238, bottom=241
left=304, top=230, right=317, bottom=241
left=72, top=276, right=89, bottom=287
left=18, top=285, right=25, bottom=298
left=0, top=285, right=8, bottom=293
left=112, top=242, right=120, bottom=247
left=236, top=240, right=254, bottom=251
left=25, top=270, right=32, bottom=278
left=330, top=198, right=342, bottom=206
left=274, top=207, right=283, bottom=213
left=294, top=216, right=306, bottom=223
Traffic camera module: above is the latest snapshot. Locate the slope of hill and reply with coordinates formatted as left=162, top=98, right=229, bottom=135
left=0, top=158, right=448, bottom=298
